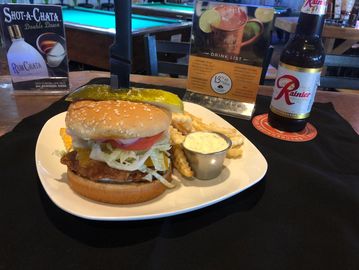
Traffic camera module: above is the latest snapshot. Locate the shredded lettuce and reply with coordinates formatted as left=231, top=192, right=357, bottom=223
left=88, top=134, right=174, bottom=188
left=146, top=168, right=174, bottom=188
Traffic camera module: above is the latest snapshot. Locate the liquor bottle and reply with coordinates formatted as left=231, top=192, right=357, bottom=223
left=6, top=25, right=48, bottom=83
left=341, top=0, right=355, bottom=23
left=267, top=0, right=326, bottom=132
left=326, top=0, right=334, bottom=19
left=348, top=0, right=359, bottom=26
left=334, top=0, right=342, bottom=19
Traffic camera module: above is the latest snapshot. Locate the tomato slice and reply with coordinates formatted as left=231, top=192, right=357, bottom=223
left=106, top=132, right=164, bottom=151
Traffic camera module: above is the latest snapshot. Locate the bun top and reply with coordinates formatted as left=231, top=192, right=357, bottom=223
left=66, top=100, right=171, bottom=139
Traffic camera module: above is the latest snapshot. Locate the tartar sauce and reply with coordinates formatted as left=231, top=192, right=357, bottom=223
left=183, top=132, right=229, bottom=154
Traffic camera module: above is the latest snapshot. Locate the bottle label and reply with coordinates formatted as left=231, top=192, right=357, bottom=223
left=7, top=39, right=49, bottom=83
left=301, top=0, right=328, bottom=15
left=270, top=63, right=321, bottom=120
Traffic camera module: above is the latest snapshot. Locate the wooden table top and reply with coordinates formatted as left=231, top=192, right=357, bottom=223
left=275, top=17, right=359, bottom=40
left=1, top=71, right=358, bottom=136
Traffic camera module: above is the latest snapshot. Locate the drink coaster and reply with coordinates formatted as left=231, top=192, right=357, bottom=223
left=252, top=114, right=317, bottom=142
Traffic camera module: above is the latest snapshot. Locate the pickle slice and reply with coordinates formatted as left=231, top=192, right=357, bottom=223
left=199, top=9, right=221, bottom=33
left=66, top=84, right=184, bottom=113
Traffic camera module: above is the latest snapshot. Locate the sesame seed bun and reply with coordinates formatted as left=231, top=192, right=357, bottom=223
left=65, top=100, right=172, bottom=139
left=67, top=168, right=172, bottom=204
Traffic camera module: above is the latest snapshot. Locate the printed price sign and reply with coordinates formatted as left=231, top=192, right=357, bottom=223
left=185, top=1, right=274, bottom=118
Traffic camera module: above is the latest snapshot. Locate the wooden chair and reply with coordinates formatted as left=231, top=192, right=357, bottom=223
left=321, top=54, right=359, bottom=90
left=144, top=34, right=190, bottom=77
left=144, top=34, right=274, bottom=82
left=260, top=45, right=274, bottom=85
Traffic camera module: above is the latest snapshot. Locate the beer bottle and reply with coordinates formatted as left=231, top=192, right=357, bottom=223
left=268, top=0, right=327, bottom=132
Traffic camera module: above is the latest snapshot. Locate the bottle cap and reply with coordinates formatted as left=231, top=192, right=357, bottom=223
left=7, top=25, right=14, bottom=40
left=12, top=25, right=22, bottom=39
left=7, top=25, right=22, bottom=40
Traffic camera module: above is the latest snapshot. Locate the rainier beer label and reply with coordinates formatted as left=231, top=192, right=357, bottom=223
left=270, top=62, right=321, bottom=119
left=301, top=0, right=328, bottom=15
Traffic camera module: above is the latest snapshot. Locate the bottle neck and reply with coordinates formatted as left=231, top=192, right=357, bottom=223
left=295, top=12, right=325, bottom=38
left=11, top=37, right=24, bottom=42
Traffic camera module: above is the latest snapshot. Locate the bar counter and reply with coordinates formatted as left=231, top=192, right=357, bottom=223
left=275, top=17, right=359, bottom=55
left=1, top=71, right=358, bottom=136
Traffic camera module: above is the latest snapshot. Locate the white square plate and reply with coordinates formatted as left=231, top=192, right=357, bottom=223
left=35, top=102, right=267, bottom=221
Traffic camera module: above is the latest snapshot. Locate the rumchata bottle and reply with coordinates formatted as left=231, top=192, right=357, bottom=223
left=6, top=25, right=49, bottom=83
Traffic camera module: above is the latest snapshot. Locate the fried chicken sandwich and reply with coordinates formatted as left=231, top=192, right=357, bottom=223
left=60, top=99, right=174, bottom=204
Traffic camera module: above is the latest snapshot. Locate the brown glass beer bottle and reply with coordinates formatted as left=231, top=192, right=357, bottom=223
left=268, top=0, right=327, bottom=132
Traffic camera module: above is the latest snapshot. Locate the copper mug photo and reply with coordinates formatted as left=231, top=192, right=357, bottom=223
left=210, top=5, right=263, bottom=56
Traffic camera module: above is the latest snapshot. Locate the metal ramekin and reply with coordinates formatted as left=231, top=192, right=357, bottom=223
left=182, top=132, right=232, bottom=180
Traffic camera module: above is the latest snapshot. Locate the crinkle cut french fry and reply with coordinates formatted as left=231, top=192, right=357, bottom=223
left=169, top=125, right=185, bottom=145
left=172, top=145, right=194, bottom=178
left=226, top=146, right=243, bottom=159
left=172, top=112, right=193, bottom=134
left=191, top=119, right=208, bottom=132
left=185, top=112, right=202, bottom=123
left=229, top=135, right=244, bottom=148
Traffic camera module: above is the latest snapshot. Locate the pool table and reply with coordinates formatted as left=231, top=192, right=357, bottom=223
left=62, top=7, right=191, bottom=72
left=132, top=2, right=194, bottom=20
left=273, top=6, right=290, bottom=15
left=131, top=3, right=289, bottom=21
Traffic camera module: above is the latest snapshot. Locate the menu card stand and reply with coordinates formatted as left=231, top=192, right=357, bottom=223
left=184, top=1, right=274, bottom=119
left=183, top=91, right=255, bottom=119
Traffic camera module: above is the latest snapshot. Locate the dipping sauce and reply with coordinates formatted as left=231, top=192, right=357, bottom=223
left=183, top=131, right=229, bottom=154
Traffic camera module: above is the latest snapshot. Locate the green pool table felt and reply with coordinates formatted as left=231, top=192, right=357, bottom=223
left=62, top=7, right=185, bottom=30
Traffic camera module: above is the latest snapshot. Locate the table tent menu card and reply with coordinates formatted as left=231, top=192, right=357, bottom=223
left=0, top=4, right=69, bottom=92
left=185, top=1, right=274, bottom=118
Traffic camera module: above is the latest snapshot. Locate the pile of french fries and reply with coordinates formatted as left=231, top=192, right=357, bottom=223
left=170, top=111, right=244, bottom=178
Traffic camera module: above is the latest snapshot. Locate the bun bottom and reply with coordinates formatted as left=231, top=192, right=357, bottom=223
left=67, top=169, right=171, bottom=204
